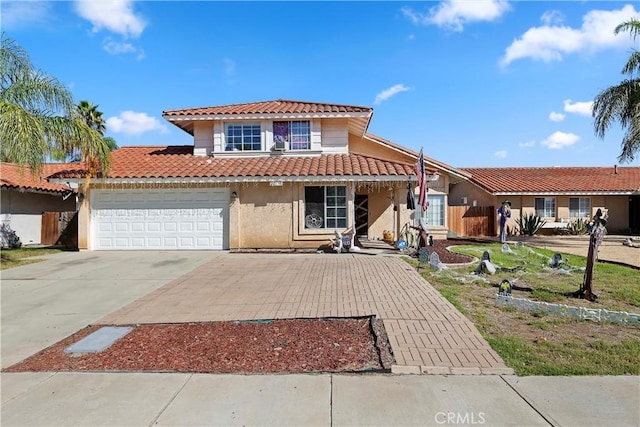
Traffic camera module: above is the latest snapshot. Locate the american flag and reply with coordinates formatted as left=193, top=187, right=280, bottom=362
left=414, top=148, right=428, bottom=212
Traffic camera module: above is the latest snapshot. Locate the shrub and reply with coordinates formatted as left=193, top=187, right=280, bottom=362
left=555, top=218, right=589, bottom=235
left=516, top=214, right=546, bottom=236
left=0, top=223, right=22, bottom=249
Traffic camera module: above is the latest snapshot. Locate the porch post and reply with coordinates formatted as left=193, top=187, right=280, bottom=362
left=350, top=183, right=361, bottom=251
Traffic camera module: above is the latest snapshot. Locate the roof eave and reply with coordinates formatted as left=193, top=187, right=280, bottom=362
left=52, top=174, right=423, bottom=185
left=492, top=191, right=638, bottom=196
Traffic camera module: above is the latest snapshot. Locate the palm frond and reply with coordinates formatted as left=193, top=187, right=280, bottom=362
left=615, top=19, right=640, bottom=39
left=621, top=51, right=640, bottom=77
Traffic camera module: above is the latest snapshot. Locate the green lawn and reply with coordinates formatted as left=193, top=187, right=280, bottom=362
left=407, top=242, right=640, bottom=375
left=0, top=247, right=64, bottom=270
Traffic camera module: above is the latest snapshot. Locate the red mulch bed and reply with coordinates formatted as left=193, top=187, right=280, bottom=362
left=4, top=318, right=394, bottom=374
left=420, top=239, right=480, bottom=264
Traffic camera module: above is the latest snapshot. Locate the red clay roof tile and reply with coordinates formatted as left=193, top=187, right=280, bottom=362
left=163, top=99, right=372, bottom=117
left=1, top=162, right=74, bottom=193
left=462, top=167, right=640, bottom=194
left=48, top=146, right=425, bottom=181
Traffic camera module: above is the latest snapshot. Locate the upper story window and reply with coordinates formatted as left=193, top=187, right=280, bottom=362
left=535, top=197, right=556, bottom=218
left=274, top=121, right=310, bottom=150
left=226, top=123, right=261, bottom=151
left=569, top=197, right=590, bottom=218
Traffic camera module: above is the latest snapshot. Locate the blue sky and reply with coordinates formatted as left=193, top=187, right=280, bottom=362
left=3, top=0, right=639, bottom=168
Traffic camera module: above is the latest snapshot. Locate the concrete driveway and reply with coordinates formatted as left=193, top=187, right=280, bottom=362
left=1, top=251, right=220, bottom=369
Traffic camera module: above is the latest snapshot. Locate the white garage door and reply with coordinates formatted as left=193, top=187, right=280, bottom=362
left=91, top=188, right=228, bottom=250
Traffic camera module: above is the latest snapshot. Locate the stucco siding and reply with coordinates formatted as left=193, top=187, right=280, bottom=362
left=235, top=184, right=295, bottom=248
left=348, top=134, right=414, bottom=164
left=0, top=189, right=75, bottom=245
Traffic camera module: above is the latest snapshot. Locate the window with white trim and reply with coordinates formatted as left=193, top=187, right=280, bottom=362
left=535, top=197, right=556, bottom=218
left=225, top=123, right=261, bottom=151
left=304, top=186, right=347, bottom=229
left=421, top=195, right=445, bottom=226
left=569, top=197, right=590, bottom=218
left=274, top=120, right=310, bottom=150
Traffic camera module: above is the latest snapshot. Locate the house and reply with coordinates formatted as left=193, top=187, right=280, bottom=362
left=49, top=99, right=467, bottom=251
left=449, top=166, right=640, bottom=235
left=0, top=162, right=76, bottom=246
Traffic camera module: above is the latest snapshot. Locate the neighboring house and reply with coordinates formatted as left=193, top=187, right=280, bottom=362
left=449, top=166, right=640, bottom=235
left=49, top=99, right=467, bottom=251
left=0, top=162, right=76, bottom=245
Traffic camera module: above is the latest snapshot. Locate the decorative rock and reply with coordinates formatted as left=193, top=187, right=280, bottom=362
left=481, top=250, right=491, bottom=262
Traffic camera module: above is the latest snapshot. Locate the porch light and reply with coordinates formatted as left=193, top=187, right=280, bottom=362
left=231, top=191, right=238, bottom=199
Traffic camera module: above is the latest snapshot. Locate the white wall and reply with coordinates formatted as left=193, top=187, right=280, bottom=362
left=2, top=214, right=42, bottom=245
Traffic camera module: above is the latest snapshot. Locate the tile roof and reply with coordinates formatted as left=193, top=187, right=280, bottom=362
left=48, top=146, right=425, bottom=181
left=462, top=167, right=640, bottom=194
left=1, top=162, right=74, bottom=194
left=163, top=99, right=373, bottom=117
left=364, top=133, right=471, bottom=179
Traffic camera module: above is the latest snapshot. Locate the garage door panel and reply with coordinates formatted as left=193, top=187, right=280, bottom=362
left=131, top=237, right=145, bottom=248
left=91, top=189, right=228, bottom=250
left=163, top=222, right=178, bottom=232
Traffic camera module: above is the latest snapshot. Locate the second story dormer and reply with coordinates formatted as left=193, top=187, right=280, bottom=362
left=162, top=99, right=373, bottom=157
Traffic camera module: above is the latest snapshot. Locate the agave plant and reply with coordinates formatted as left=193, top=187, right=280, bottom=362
left=555, top=218, right=589, bottom=235
left=516, top=214, right=547, bottom=236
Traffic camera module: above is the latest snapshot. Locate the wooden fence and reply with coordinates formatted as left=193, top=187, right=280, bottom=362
left=41, top=211, right=78, bottom=247
left=447, top=206, right=495, bottom=237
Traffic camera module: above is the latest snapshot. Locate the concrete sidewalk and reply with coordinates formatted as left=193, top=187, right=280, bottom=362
left=2, top=372, right=638, bottom=426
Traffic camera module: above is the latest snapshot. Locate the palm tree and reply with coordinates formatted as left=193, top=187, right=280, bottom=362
left=0, top=34, right=110, bottom=175
left=78, top=100, right=106, bottom=135
left=592, top=19, right=640, bottom=163
left=74, top=100, right=118, bottom=161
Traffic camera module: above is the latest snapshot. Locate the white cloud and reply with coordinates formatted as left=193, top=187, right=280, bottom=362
left=549, top=111, right=566, bottom=122
left=374, top=84, right=412, bottom=105
left=541, top=10, right=564, bottom=26
left=541, top=131, right=580, bottom=149
left=401, top=0, right=510, bottom=32
left=518, top=140, right=536, bottom=148
left=494, top=150, right=508, bottom=159
left=1, top=1, right=52, bottom=29
left=102, top=38, right=145, bottom=59
left=106, top=111, right=168, bottom=136
left=563, top=99, right=593, bottom=116
left=74, top=0, right=147, bottom=38
left=223, top=58, right=236, bottom=76
left=500, top=4, right=639, bottom=66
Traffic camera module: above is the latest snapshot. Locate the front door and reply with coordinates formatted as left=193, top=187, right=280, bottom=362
left=355, top=195, right=368, bottom=237
left=630, top=196, right=640, bottom=233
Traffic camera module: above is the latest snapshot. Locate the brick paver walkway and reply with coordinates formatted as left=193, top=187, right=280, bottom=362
left=98, top=254, right=511, bottom=374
